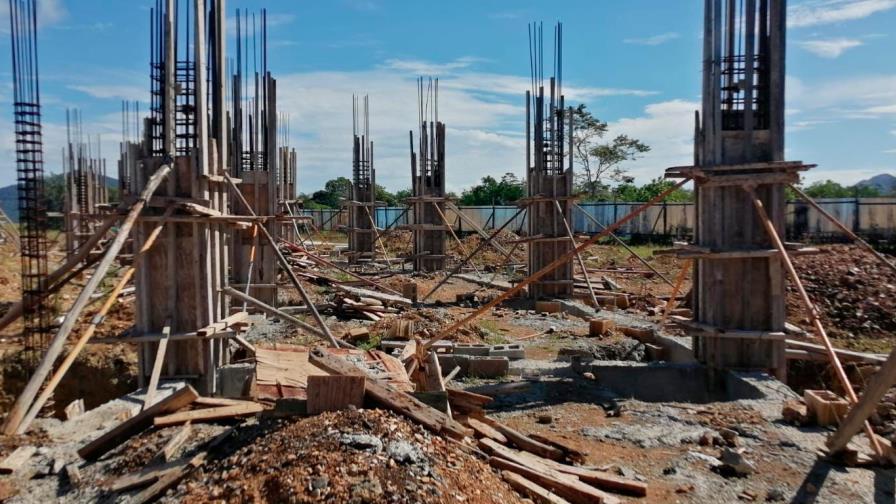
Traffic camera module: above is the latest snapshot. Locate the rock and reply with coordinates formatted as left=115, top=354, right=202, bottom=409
left=719, top=428, right=739, bottom=447
left=339, top=434, right=383, bottom=453
left=766, top=487, right=786, bottom=502
left=351, top=478, right=384, bottom=503
left=662, top=465, right=677, bottom=475
left=686, top=451, right=723, bottom=467
left=582, top=372, right=596, bottom=380
left=718, top=448, right=756, bottom=476
left=781, top=400, right=807, bottom=425
left=386, top=441, right=425, bottom=465
left=311, top=475, right=329, bottom=490
left=537, top=414, right=553, bottom=425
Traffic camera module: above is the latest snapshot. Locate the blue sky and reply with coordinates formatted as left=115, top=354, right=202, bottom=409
left=1, top=0, right=895, bottom=193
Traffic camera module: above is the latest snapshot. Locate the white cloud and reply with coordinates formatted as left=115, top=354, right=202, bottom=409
left=0, top=0, right=66, bottom=32
left=787, top=74, right=896, bottom=117
left=789, top=0, right=896, bottom=27
left=68, top=84, right=147, bottom=102
left=609, top=100, right=700, bottom=183
left=798, top=38, right=863, bottom=58
left=623, top=32, right=680, bottom=46
left=865, top=104, right=896, bottom=114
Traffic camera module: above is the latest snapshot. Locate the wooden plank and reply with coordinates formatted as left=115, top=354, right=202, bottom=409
left=306, top=375, right=366, bottom=415
left=78, top=385, right=199, bottom=461
left=467, top=417, right=508, bottom=444
left=332, top=284, right=413, bottom=307
left=828, top=346, right=896, bottom=454
left=158, top=422, right=193, bottom=462
left=0, top=446, right=36, bottom=474
left=528, top=434, right=588, bottom=464
left=502, top=470, right=572, bottom=504
left=488, top=456, right=619, bottom=504
left=109, top=464, right=179, bottom=493
left=153, top=403, right=264, bottom=427
left=786, top=339, right=886, bottom=365
left=478, top=416, right=564, bottom=461
left=143, top=320, right=171, bottom=410
left=194, top=397, right=258, bottom=408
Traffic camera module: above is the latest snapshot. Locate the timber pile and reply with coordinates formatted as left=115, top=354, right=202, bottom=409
left=448, top=389, right=647, bottom=504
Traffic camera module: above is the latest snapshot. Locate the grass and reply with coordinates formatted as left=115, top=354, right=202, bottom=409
left=357, top=331, right=383, bottom=351
left=478, top=320, right=510, bottom=345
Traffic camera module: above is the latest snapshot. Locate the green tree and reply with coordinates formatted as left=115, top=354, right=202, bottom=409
left=571, top=104, right=650, bottom=201
left=797, top=179, right=881, bottom=199
left=613, top=177, right=693, bottom=202
left=393, top=188, right=412, bottom=202
left=310, top=176, right=352, bottom=208
left=458, top=173, right=524, bottom=206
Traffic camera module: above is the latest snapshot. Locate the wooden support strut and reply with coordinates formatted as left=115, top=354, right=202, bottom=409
left=789, top=185, right=896, bottom=276
left=573, top=203, right=675, bottom=287
left=423, top=179, right=691, bottom=351
left=3, top=164, right=173, bottom=436
left=432, top=201, right=482, bottom=276
left=221, top=287, right=341, bottom=347
left=554, top=200, right=598, bottom=308
left=745, top=185, right=883, bottom=458
left=15, top=208, right=175, bottom=434
left=221, top=170, right=337, bottom=346
left=422, top=206, right=527, bottom=303
left=660, top=260, right=692, bottom=326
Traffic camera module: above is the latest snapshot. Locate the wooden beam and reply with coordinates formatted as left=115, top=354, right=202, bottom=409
left=555, top=200, right=598, bottom=308
left=78, top=384, right=198, bottom=461
left=143, top=320, right=171, bottom=410
left=827, top=346, right=896, bottom=454
left=153, top=402, right=264, bottom=427
left=501, top=471, right=572, bottom=504
left=3, top=164, right=172, bottom=435
left=221, top=287, right=340, bottom=346
left=488, top=457, right=619, bottom=504
left=747, top=186, right=883, bottom=458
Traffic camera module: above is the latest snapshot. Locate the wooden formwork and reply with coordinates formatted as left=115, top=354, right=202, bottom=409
left=526, top=173, right=575, bottom=300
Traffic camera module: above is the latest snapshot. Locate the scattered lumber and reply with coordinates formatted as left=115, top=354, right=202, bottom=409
left=194, top=396, right=255, bottom=407
left=109, top=461, right=181, bottom=493
left=477, top=416, right=564, bottom=461
left=306, top=375, right=366, bottom=415
left=786, top=339, right=886, bottom=365
left=488, top=456, right=619, bottom=504
left=153, top=403, right=264, bottom=427
left=467, top=417, right=508, bottom=444
left=333, top=283, right=413, bottom=307
left=528, top=433, right=588, bottom=464
left=0, top=446, right=36, bottom=474
left=446, top=388, right=493, bottom=416
left=309, top=349, right=470, bottom=440
left=78, top=385, right=199, bottom=461
left=158, top=422, right=193, bottom=462
left=501, top=470, right=572, bottom=504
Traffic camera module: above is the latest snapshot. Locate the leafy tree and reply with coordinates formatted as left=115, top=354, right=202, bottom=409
left=393, top=188, right=412, bottom=202
left=309, top=176, right=352, bottom=208
left=613, top=177, right=693, bottom=202
left=458, top=173, right=524, bottom=206
left=571, top=104, right=650, bottom=201
left=796, top=179, right=881, bottom=199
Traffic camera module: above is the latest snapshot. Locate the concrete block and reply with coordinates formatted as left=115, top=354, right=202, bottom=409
left=468, top=357, right=510, bottom=378
left=589, top=318, right=615, bottom=337
left=216, top=363, right=254, bottom=398
left=489, top=344, right=525, bottom=360
left=535, top=300, right=562, bottom=314
left=454, top=344, right=491, bottom=356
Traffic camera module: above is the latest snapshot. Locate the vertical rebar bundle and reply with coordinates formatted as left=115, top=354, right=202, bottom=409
left=8, top=0, right=51, bottom=364
left=347, top=95, right=376, bottom=262
left=62, top=109, right=109, bottom=259
left=410, top=77, right=447, bottom=272
left=525, top=22, right=574, bottom=300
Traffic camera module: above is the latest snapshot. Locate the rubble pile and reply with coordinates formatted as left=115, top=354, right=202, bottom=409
left=178, top=409, right=522, bottom=504
left=789, top=244, right=896, bottom=347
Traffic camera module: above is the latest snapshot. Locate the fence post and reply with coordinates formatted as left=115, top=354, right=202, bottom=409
left=854, top=197, right=861, bottom=235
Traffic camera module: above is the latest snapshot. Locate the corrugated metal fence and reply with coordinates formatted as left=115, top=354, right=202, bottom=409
left=302, top=198, right=896, bottom=240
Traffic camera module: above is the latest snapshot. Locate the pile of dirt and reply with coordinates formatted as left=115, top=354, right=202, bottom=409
left=789, top=244, right=896, bottom=350
left=178, top=408, right=521, bottom=503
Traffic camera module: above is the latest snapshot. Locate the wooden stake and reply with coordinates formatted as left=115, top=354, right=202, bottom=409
left=660, top=260, right=692, bottom=326
left=143, top=320, right=172, bottom=410
left=3, top=164, right=172, bottom=435
left=746, top=185, right=883, bottom=458
left=423, top=179, right=691, bottom=350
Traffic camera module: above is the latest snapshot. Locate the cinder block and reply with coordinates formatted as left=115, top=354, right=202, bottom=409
left=438, top=354, right=471, bottom=375
left=589, top=319, right=615, bottom=337
left=489, top=344, right=525, bottom=360
left=454, top=344, right=491, bottom=356
left=216, top=363, right=254, bottom=398
left=467, top=357, right=509, bottom=378
left=535, top=300, right=562, bottom=314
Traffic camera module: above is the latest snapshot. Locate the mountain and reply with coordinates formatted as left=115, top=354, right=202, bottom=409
left=856, top=174, right=896, bottom=196
left=0, top=174, right=119, bottom=223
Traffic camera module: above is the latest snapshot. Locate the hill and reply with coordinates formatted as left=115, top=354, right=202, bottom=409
left=856, top=173, right=896, bottom=196
left=0, top=174, right=119, bottom=222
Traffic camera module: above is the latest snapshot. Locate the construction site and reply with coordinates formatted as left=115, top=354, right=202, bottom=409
left=0, top=0, right=895, bottom=502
